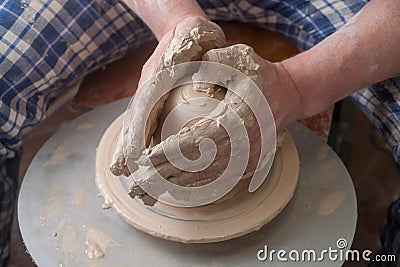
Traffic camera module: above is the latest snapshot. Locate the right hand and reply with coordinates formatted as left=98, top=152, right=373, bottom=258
left=110, top=17, right=226, bottom=176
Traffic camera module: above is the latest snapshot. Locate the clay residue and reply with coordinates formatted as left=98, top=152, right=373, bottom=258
left=101, top=193, right=113, bottom=209
left=192, top=82, right=222, bottom=96
left=84, top=227, right=119, bottom=260
left=53, top=219, right=66, bottom=237
left=57, top=224, right=82, bottom=255
left=162, top=24, right=225, bottom=68
left=40, top=197, right=64, bottom=226
left=153, top=82, right=226, bottom=144
left=72, top=185, right=87, bottom=207
left=318, top=191, right=347, bottom=216
left=128, top=183, right=157, bottom=206
left=76, top=123, right=94, bottom=130
left=316, top=145, right=330, bottom=161
left=43, top=138, right=74, bottom=167
left=200, top=44, right=263, bottom=88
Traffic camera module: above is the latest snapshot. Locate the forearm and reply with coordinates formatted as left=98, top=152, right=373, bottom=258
left=282, top=0, right=400, bottom=119
left=123, top=0, right=207, bottom=40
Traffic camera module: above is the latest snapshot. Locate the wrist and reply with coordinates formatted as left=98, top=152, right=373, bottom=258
left=262, top=61, right=304, bottom=131
left=125, top=0, right=208, bottom=40
left=159, top=14, right=209, bottom=40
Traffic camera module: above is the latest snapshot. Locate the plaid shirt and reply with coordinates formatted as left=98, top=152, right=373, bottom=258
left=1, top=0, right=399, bottom=266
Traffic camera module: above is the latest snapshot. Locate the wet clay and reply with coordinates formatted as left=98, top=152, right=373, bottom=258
left=53, top=219, right=66, bottom=237
left=72, top=185, right=87, bottom=207
left=318, top=191, right=347, bottom=216
left=40, top=197, right=64, bottom=226
left=126, top=44, right=270, bottom=200
left=102, top=25, right=294, bottom=242
left=77, top=123, right=94, bottom=130
left=153, top=82, right=225, bottom=144
left=54, top=221, right=118, bottom=259
left=43, top=138, right=75, bottom=167
left=84, top=227, right=118, bottom=260
left=57, top=224, right=82, bottom=255
left=96, top=115, right=299, bottom=243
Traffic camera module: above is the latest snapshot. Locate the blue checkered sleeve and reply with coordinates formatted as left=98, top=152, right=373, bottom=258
left=0, top=0, right=153, bottom=162
left=0, top=0, right=154, bottom=265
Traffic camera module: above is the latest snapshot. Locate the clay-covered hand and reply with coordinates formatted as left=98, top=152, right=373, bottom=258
left=129, top=44, right=301, bottom=192
left=110, top=17, right=226, bottom=176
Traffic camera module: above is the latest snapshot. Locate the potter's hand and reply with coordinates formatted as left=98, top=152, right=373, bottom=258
left=138, top=17, right=225, bottom=88
left=130, top=44, right=301, bottom=191
left=110, top=17, right=225, bottom=176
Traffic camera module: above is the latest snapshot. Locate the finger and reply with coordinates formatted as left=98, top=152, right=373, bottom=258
left=202, top=44, right=265, bottom=172
left=138, top=29, right=176, bottom=88
left=140, top=117, right=226, bottom=166
left=202, top=44, right=263, bottom=88
left=132, top=137, right=231, bottom=188
left=110, top=120, right=131, bottom=176
left=140, top=19, right=225, bottom=88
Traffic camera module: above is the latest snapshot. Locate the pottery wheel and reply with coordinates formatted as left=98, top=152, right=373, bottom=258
left=96, top=114, right=299, bottom=243
left=18, top=98, right=357, bottom=267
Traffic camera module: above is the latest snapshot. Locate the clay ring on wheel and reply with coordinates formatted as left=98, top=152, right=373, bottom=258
left=95, top=114, right=299, bottom=243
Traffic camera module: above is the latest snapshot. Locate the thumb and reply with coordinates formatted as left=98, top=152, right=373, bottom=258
left=138, top=29, right=176, bottom=88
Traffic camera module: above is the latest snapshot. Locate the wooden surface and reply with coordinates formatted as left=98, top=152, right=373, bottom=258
left=73, top=21, right=332, bottom=140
